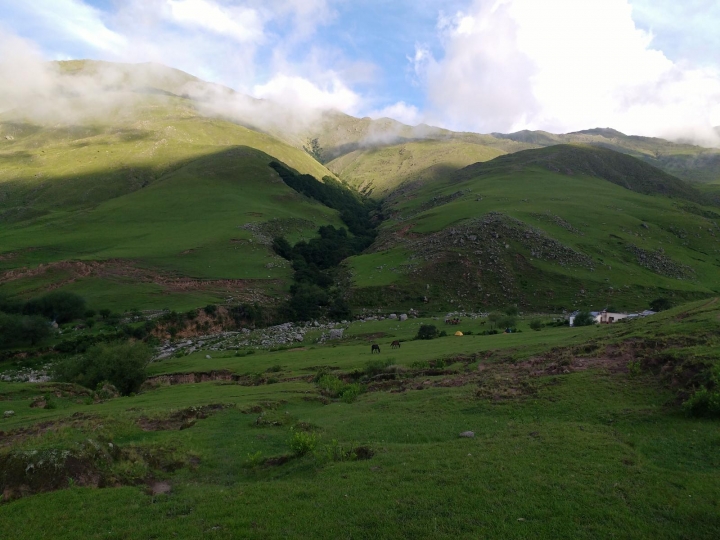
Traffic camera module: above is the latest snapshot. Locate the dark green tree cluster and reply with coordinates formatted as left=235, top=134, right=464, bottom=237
left=269, top=163, right=379, bottom=321
left=0, top=291, right=88, bottom=349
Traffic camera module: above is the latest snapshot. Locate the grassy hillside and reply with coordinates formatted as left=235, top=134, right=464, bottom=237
left=346, top=146, right=720, bottom=312
left=0, top=64, right=344, bottom=311
left=494, top=128, right=720, bottom=184
left=326, top=139, right=506, bottom=198
left=1, top=299, right=719, bottom=538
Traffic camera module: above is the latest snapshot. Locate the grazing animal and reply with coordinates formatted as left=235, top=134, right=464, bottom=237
left=371, top=344, right=381, bottom=354
left=391, top=340, right=401, bottom=349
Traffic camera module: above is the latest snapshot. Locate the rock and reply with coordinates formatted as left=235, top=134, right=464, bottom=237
left=459, top=431, right=475, bottom=438
left=328, top=329, right=344, bottom=340
left=4, top=411, right=15, bottom=418
left=389, top=314, right=397, bottom=320
left=205, top=355, right=212, bottom=359
left=293, top=334, right=304, bottom=342
left=399, top=314, right=408, bottom=321
left=30, top=397, right=47, bottom=409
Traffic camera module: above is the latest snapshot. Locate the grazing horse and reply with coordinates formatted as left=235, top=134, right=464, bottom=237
left=371, top=344, right=381, bottom=354
left=391, top=340, right=401, bottom=349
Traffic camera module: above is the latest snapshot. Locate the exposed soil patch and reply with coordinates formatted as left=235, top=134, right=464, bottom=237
left=136, top=404, right=228, bottom=432
left=1, top=439, right=193, bottom=502
left=0, top=259, right=275, bottom=302
left=0, top=413, right=98, bottom=448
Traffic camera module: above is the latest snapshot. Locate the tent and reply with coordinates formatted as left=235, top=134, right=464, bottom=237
left=454, top=331, right=464, bottom=336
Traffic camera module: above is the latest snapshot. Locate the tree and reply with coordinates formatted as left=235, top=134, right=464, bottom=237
left=416, top=324, right=439, bottom=340
left=23, top=291, right=86, bottom=323
left=488, top=312, right=503, bottom=329
left=573, top=311, right=596, bottom=327
left=497, top=315, right=517, bottom=330
left=650, top=298, right=672, bottom=312
left=0, top=312, right=51, bottom=348
left=98, top=308, right=112, bottom=320
left=54, top=341, right=152, bottom=395
left=303, top=137, right=324, bottom=163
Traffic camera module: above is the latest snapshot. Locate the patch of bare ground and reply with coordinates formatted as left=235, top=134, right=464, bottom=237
left=0, top=259, right=275, bottom=301
left=136, top=404, right=228, bottom=432
left=142, top=371, right=313, bottom=390
left=1, top=440, right=195, bottom=502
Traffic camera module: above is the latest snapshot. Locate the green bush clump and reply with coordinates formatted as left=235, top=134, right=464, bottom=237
left=530, top=319, right=543, bottom=331
left=316, top=374, right=364, bottom=403
left=683, top=387, right=720, bottom=418
left=416, top=324, right=439, bottom=340
left=54, top=341, right=152, bottom=395
left=289, top=429, right=319, bottom=456
left=364, top=358, right=391, bottom=376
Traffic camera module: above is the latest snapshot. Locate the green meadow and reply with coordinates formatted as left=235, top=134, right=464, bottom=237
left=1, top=300, right=719, bottom=538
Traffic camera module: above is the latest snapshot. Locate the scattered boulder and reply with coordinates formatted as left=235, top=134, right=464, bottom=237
left=459, top=431, right=475, bottom=438
left=399, top=314, right=408, bottom=321
left=3, top=411, right=15, bottom=418
left=328, top=329, right=344, bottom=340
left=389, top=314, right=397, bottom=320
left=205, top=355, right=212, bottom=359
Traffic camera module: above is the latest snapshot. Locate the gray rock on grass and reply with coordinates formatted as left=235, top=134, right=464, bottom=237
left=459, top=431, right=475, bottom=438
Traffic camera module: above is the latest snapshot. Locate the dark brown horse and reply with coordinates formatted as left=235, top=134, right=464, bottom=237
left=391, top=340, right=401, bottom=349
left=371, top=344, right=381, bottom=354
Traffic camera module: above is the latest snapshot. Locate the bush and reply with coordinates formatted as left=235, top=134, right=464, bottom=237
left=683, top=387, right=720, bottom=418
left=505, top=306, right=519, bottom=316
left=497, top=315, right=517, bottom=330
left=316, top=374, right=365, bottom=403
left=573, top=311, right=596, bottom=327
left=289, top=429, right=318, bottom=456
left=53, top=341, right=152, bottom=395
left=364, top=358, right=391, bottom=376
left=529, top=319, right=543, bottom=331
left=416, top=324, right=439, bottom=340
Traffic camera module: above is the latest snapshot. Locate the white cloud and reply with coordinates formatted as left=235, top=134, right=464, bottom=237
left=369, top=101, right=422, bottom=126
left=253, top=73, right=361, bottom=114
left=22, top=0, right=127, bottom=54
left=422, top=0, right=720, bottom=145
left=166, top=0, right=263, bottom=43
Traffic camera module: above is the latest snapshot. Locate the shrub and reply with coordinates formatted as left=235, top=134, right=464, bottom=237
left=98, top=309, right=112, bottom=320
left=497, top=315, right=517, bottom=330
left=316, top=374, right=364, bottom=403
left=364, top=358, right=391, bottom=376
left=289, top=429, right=318, bottom=456
left=266, top=364, right=282, bottom=373
left=54, top=341, right=152, bottom=395
left=683, top=387, right=720, bottom=418
left=416, top=324, right=439, bottom=340
left=339, top=383, right=364, bottom=403
left=438, top=330, right=448, bottom=337
left=243, top=451, right=265, bottom=469
left=203, top=304, right=217, bottom=316
left=505, top=306, right=519, bottom=316
left=529, top=319, right=543, bottom=331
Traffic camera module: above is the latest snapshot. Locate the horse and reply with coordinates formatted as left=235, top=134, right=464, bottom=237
left=391, top=340, right=401, bottom=349
left=371, top=344, right=381, bottom=354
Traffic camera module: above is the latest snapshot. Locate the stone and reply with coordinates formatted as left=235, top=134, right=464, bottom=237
left=399, top=314, right=408, bottom=321
left=459, top=431, right=475, bottom=438
left=205, top=355, right=212, bottom=359
left=3, top=411, right=15, bottom=418
left=293, top=334, right=304, bottom=342
left=328, top=329, right=344, bottom=340
left=389, top=314, right=397, bottom=320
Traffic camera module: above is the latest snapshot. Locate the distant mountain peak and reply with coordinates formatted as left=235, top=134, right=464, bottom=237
left=569, top=127, right=627, bottom=138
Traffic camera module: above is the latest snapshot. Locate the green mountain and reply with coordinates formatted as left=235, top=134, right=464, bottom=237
left=346, top=145, right=720, bottom=312
left=2, top=61, right=720, bottom=314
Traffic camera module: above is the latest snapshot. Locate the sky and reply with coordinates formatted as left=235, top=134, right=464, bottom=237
left=1, top=0, right=719, bottom=144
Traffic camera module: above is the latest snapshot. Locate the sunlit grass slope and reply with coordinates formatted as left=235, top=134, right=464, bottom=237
left=326, top=139, right=506, bottom=198
left=347, top=146, right=720, bottom=311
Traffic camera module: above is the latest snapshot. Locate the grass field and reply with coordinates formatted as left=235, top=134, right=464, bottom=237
left=1, top=300, right=719, bottom=538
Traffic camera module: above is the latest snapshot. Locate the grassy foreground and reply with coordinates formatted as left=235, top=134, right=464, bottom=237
left=1, top=300, right=719, bottom=539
